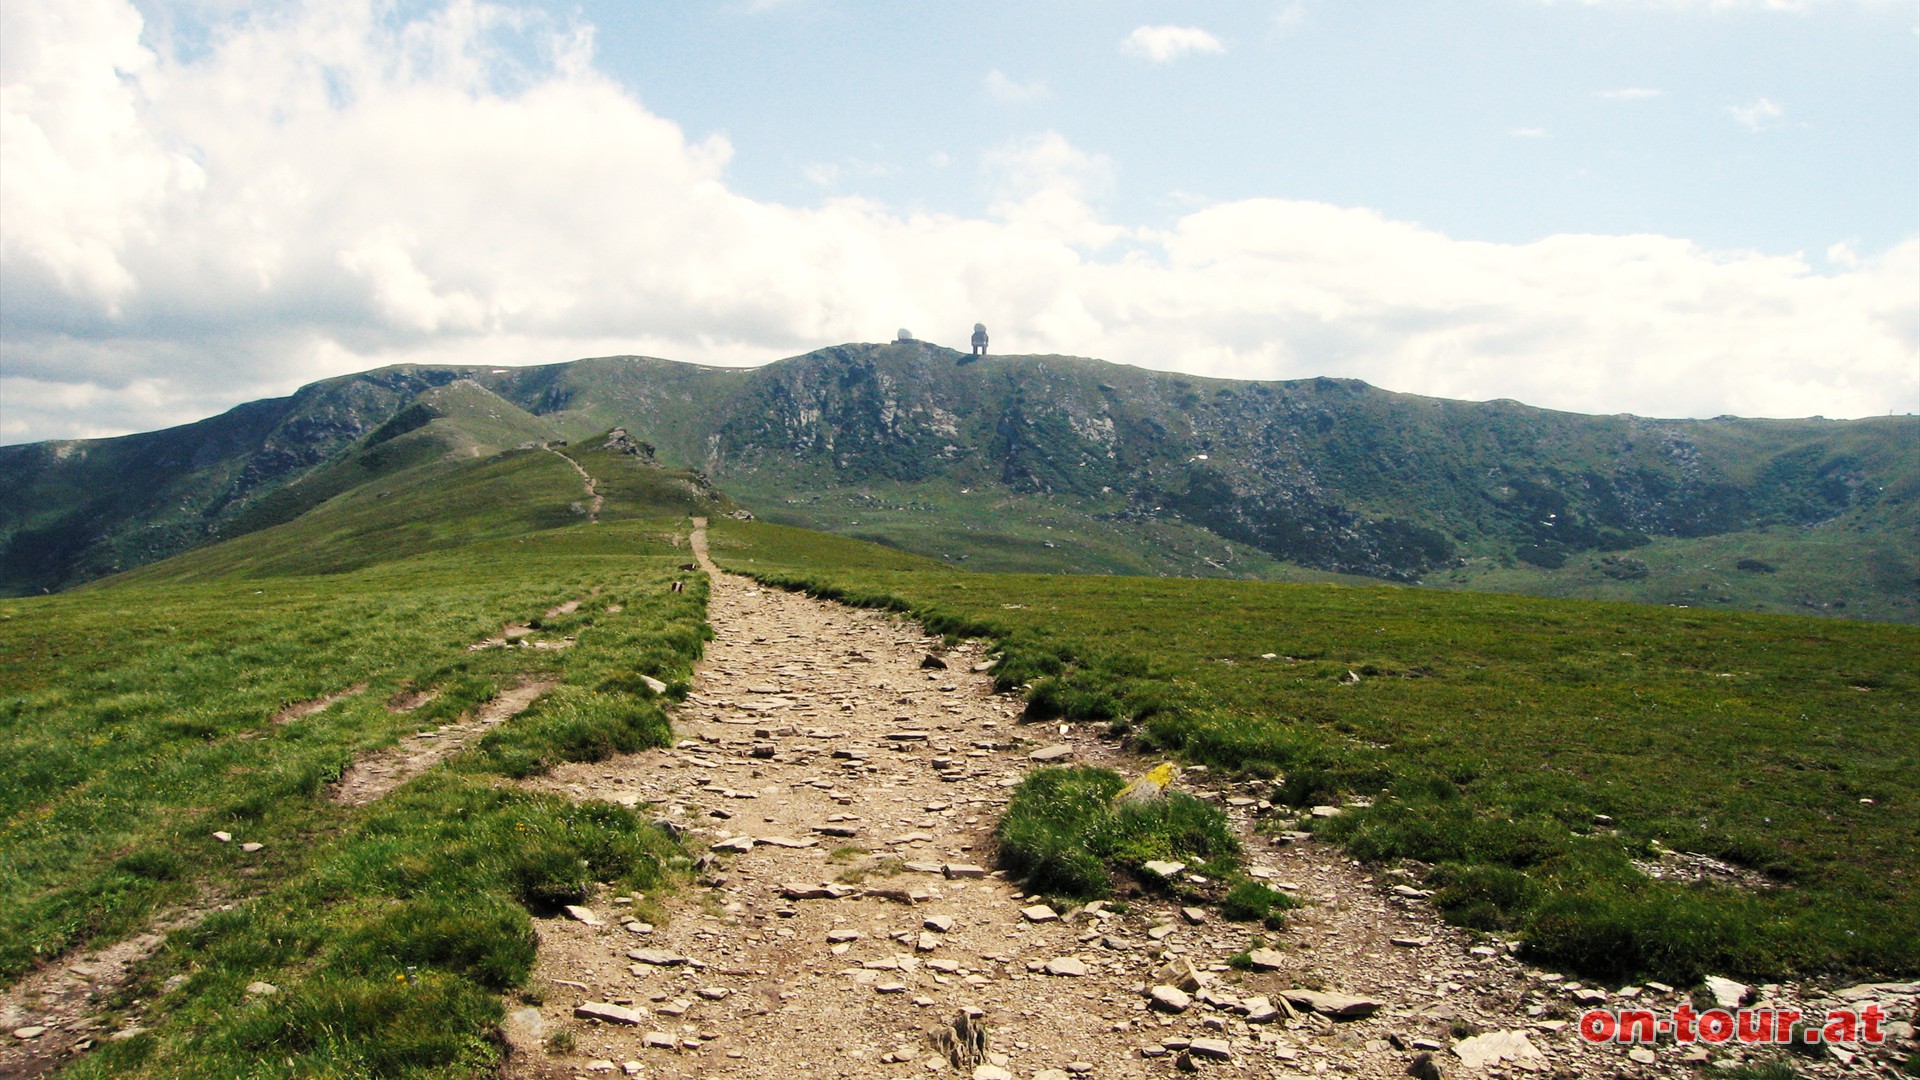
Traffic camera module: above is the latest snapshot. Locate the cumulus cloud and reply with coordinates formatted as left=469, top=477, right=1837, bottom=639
left=2, top=0, right=1915, bottom=444
left=983, top=68, right=1046, bottom=103
left=1119, top=25, right=1226, bottom=63
left=1727, top=96, right=1785, bottom=130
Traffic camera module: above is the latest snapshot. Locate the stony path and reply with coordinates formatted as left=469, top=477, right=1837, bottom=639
left=504, top=521, right=1913, bottom=1080
left=0, top=903, right=219, bottom=1078
left=548, top=446, right=603, bottom=522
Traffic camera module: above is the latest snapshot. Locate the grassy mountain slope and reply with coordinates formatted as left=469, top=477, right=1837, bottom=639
left=0, top=367, right=485, bottom=594
left=1, top=424, right=717, bottom=1076
left=114, top=431, right=734, bottom=586
left=7, top=343, right=1914, bottom=621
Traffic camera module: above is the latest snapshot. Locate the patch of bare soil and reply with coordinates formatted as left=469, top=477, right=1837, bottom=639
left=386, top=687, right=441, bottom=713
left=329, top=677, right=554, bottom=807
left=471, top=624, right=575, bottom=653
left=497, top=522, right=1916, bottom=1080
left=270, top=682, right=367, bottom=725
left=0, top=900, right=223, bottom=1079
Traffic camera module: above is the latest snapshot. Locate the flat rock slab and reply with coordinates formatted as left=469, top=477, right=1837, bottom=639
left=779, top=882, right=848, bottom=900
left=574, top=1002, right=646, bottom=1026
left=1187, top=1037, right=1232, bottom=1060
left=1281, top=988, right=1384, bottom=1019
left=1452, top=1029, right=1546, bottom=1069
left=1245, top=948, right=1287, bottom=971
left=1021, top=904, right=1059, bottom=923
left=1150, top=985, right=1192, bottom=1012
left=1704, top=976, right=1751, bottom=1009
left=627, top=949, right=689, bottom=966
left=1028, top=744, right=1073, bottom=761
left=1043, top=957, right=1089, bottom=977
left=1835, top=981, right=1920, bottom=1001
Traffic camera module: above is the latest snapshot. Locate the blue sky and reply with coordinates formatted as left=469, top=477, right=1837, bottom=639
left=3, top=0, right=1916, bottom=443
left=588, top=1, right=1917, bottom=253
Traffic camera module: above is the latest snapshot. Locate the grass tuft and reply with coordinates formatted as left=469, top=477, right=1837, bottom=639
left=994, top=766, right=1239, bottom=900
left=1220, top=879, right=1297, bottom=924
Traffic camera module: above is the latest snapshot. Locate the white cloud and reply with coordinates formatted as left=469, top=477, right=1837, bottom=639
left=1727, top=96, right=1785, bottom=130
left=983, top=68, right=1046, bottom=103
left=1119, top=25, right=1226, bottom=63
left=3, top=0, right=1915, bottom=444
left=1594, top=87, right=1664, bottom=100
left=1509, top=127, right=1550, bottom=138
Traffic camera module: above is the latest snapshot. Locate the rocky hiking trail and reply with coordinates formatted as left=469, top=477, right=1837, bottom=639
left=503, top=523, right=1916, bottom=1080
left=547, top=445, right=604, bottom=522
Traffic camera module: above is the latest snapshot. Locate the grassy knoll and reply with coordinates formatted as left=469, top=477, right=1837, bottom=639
left=712, top=519, right=1919, bottom=985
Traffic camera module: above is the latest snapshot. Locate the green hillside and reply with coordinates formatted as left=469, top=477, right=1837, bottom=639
left=1, top=425, right=716, bottom=1076
left=6, top=344, right=1915, bottom=622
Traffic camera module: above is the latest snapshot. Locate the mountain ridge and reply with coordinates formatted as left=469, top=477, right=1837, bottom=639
left=4, top=343, right=1914, bottom=619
